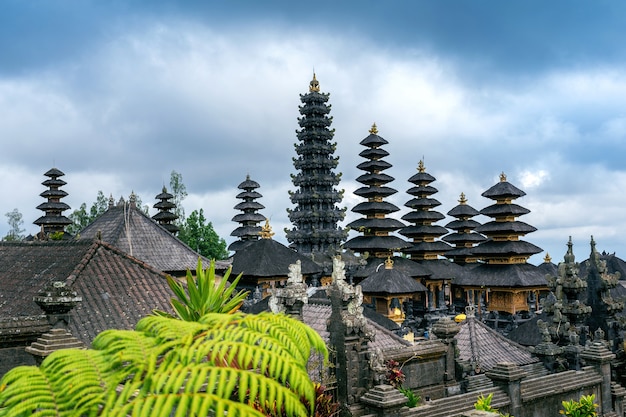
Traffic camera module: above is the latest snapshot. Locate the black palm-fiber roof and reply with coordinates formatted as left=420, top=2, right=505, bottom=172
left=347, top=218, right=406, bottom=231
left=454, top=263, right=548, bottom=288
left=408, top=171, right=435, bottom=184
left=482, top=180, right=526, bottom=199
left=475, top=221, right=537, bottom=235
left=357, top=160, right=392, bottom=172
left=471, top=240, right=543, bottom=257
left=480, top=203, right=531, bottom=217
left=359, top=266, right=427, bottom=295
left=399, top=224, right=450, bottom=237
left=402, top=211, right=446, bottom=222
left=354, top=186, right=397, bottom=198
left=445, top=219, right=483, bottom=230
left=230, top=238, right=322, bottom=277
left=359, top=147, right=389, bottom=160
left=579, top=251, right=626, bottom=279
left=0, top=240, right=174, bottom=344
left=356, top=172, right=395, bottom=185
left=343, top=235, right=412, bottom=252
left=442, top=232, right=487, bottom=244
left=448, top=204, right=481, bottom=217
left=404, top=197, right=442, bottom=209
left=352, top=201, right=401, bottom=215
left=407, top=185, right=438, bottom=196
left=352, top=256, right=431, bottom=279
left=360, top=133, right=389, bottom=147
left=77, top=204, right=218, bottom=274
left=415, top=258, right=465, bottom=280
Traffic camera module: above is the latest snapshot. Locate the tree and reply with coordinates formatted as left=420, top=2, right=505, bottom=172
left=0, top=312, right=327, bottom=416
left=67, top=191, right=109, bottom=234
left=3, top=209, right=25, bottom=241
left=170, top=170, right=188, bottom=227
left=179, top=208, right=228, bottom=260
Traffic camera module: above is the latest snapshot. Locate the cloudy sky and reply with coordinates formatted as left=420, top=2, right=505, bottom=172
left=2, top=0, right=626, bottom=264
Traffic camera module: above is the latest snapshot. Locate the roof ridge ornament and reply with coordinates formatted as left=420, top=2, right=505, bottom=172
left=384, top=256, right=393, bottom=270
left=259, top=219, right=275, bottom=239
left=309, top=72, right=320, bottom=92
left=500, top=172, right=507, bottom=182
left=418, top=159, right=426, bottom=173
left=458, top=192, right=467, bottom=205
left=369, top=123, right=378, bottom=135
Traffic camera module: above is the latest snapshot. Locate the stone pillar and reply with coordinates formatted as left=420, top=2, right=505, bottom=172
left=581, top=341, right=615, bottom=415
left=360, top=384, right=407, bottom=417
left=432, top=316, right=460, bottom=383
left=486, top=362, right=527, bottom=417
left=268, top=260, right=308, bottom=320
left=326, top=256, right=373, bottom=415
left=34, top=281, right=82, bottom=328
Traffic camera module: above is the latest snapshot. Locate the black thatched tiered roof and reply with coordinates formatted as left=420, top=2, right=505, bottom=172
left=152, top=186, right=179, bottom=235
left=344, top=124, right=410, bottom=258
left=472, top=173, right=542, bottom=264
left=286, top=74, right=347, bottom=255
left=442, top=192, right=486, bottom=264
left=33, top=168, right=72, bottom=236
left=359, top=258, right=428, bottom=296
left=229, top=175, right=265, bottom=252
left=399, top=160, right=452, bottom=260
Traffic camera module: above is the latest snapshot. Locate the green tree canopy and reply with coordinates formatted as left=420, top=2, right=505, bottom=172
left=3, top=208, right=25, bottom=241
left=0, top=312, right=327, bottom=416
left=170, top=170, right=188, bottom=227
left=179, top=208, right=228, bottom=260
left=67, top=190, right=108, bottom=235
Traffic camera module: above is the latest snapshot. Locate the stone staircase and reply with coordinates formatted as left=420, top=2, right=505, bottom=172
left=400, top=387, right=510, bottom=417
left=521, top=366, right=602, bottom=401
left=465, top=374, right=494, bottom=393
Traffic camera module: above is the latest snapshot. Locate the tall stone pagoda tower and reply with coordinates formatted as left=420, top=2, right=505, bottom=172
left=34, top=168, right=72, bottom=237
left=399, top=160, right=451, bottom=260
left=442, top=192, right=486, bottom=265
left=229, top=175, right=266, bottom=252
left=152, top=186, right=180, bottom=235
left=344, top=124, right=410, bottom=259
left=286, top=74, right=347, bottom=255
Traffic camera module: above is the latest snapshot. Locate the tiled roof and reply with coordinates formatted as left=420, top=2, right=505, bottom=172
left=77, top=204, right=224, bottom=275
left=455, top=316, right=539, bottom=372
left=0, top=240, right=174, bottom=345
left=302, top=302, right=411, bottom=351
left=454, top=263, right=548, bottom=288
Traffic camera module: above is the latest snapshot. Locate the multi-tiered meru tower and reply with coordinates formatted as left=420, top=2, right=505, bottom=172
left=286, top=74, right=347, bottom=255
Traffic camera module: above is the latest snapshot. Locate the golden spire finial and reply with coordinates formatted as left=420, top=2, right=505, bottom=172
left=544, top=253, right=552, bottom=263
left=500, top=172, right=507, bottom=182
left=309, top=72, right=320, bottom=92
left=458, top=192, right=467, bottom=204
left=385, top=256, right=394, bottom=269
left=369, top=123, right=378, bottom=135
left=418, top=159, right=426, bottom=173
left=259, top=219, right=275, bottom=239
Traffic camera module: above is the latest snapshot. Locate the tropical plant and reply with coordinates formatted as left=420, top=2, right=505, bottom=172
left=474, top=393, right=511, bottom=417
left=0, top=311, right=328, bottom=416
left=398, top=386, right=420, bottom=408
left=178, top=208, right=229, bottom=260
left=155, top=258, right=248, bottom=320
left=560, top=394, right=598, bottom=417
